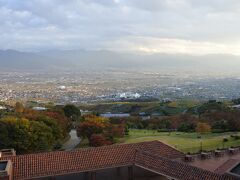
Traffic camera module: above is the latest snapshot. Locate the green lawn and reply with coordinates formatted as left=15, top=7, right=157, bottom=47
left=124, top=129, right=240, bottom=153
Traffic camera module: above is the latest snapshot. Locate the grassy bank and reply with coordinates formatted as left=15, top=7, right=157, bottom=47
left=124, top=129, right=240, bottom=153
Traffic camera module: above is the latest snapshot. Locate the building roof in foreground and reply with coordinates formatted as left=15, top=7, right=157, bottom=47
left=135, top=150, right=236, bottom=180
left=214, top=159, right=239, bottom=175
left=0, top=141, right=238, bottom=180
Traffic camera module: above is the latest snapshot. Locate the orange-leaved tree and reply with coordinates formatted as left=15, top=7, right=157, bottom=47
left=196, top=122, right=211, bottom=134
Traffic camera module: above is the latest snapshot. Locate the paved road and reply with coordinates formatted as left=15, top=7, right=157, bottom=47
left=62, top=129, right=81, bottom=151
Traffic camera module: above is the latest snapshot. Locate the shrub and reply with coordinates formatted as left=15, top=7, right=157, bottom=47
left=212, top=129, right=225, bottom=133
left=234, top=135, right=240, bottom=140
left=157, top=129, right=169, bottom=132
left=223, top=138, right=228, bottom=142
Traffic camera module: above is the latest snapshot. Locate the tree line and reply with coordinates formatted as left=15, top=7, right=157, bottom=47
left=126, top=100, right=240, bottom=133
left=0, top=102, right=127, bottom=152
left=0, top=102, right=73, bottom=153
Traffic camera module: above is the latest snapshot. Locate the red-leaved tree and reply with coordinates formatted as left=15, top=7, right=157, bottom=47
left=89, top=134, right=112, bottom=147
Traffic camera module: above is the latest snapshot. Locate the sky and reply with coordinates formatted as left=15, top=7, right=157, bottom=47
left=1, top=0, right=240, bottom=55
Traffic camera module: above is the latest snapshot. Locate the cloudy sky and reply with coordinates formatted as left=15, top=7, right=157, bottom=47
left=1, top=0, right=240, bottom=55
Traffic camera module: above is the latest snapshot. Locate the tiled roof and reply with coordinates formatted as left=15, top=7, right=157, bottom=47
left=0, top=141, right=183, bottom=180
left=134, top=150, right=238, bottom=180
left=1, top=140, right=237, bottom=180
left=214, top=159, right=239, bottom=174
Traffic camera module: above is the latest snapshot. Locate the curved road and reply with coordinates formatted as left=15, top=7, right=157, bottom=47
left=62, top=129, right=81, bottom=151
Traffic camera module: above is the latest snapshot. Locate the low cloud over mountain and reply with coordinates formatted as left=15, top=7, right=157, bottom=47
left=0, top=49, right=240, bottom=73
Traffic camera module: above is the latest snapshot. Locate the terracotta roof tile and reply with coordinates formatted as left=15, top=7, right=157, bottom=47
left=134, top=150, right=237, bottom=180
left=2, top=140, right=236, bottom=180
left=0, top=141, right=183, bottom=179
left=214, top=159, right=239, bottom=174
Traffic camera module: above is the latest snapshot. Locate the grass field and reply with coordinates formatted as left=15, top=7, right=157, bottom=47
left=124, top=129, right=240, bottom=153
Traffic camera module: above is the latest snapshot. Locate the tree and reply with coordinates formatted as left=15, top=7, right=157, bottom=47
left=212, top=119, right=229, bottom=132
left=178, top=122, right=196, bottom=132
left=77, top=121, right=104, bottom=140
left=89, top=134, right=112, bottom=147
left=109, top=119, right=127, bottom=137
left=159, top=119, right=171, bottom=129
left=0, top=121, right=11, bottom=149
left=29, top=121, right=54, bottom=152
left=36, top=115, right=63, bottom=141
left=197, top=101, right=229, bottom=117
left=0, top=117, right=31, bottom=153
left=63, top=104, right=81, bottom=121
left=15, top=102, right=24, bottom=114
left=232, top=98, right=240, bottom=105
left=22, top=108, right=38, bottom=120
left=196, top=122, right=211, bottom=134
left=84, top=115, right=109, bottom=124
left=76, top=114, right=118, bottom=146
left=0, top=115, right=62, bottom=153
left=45, top=111, right=71, bottom=137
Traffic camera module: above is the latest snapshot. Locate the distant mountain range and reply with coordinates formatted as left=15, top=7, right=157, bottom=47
left=0, top=49, right=240, bottom=72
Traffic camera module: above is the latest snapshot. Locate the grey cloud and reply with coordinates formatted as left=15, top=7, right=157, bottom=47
left=82, top=0, right=120, bottom=6
left=0, top=0, right=240, bottom=54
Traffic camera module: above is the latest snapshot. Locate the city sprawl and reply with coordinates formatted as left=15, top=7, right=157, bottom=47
left=1, top=70, right=240, bottom=104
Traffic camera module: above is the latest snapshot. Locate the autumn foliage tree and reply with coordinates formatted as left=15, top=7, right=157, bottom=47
left=29, top=120, right=54, bottom=152
left=77, top=121, right=105, bottom=140
left=84, top=115, right=109, bottom=124
left=22, top=108, right=38, bottom=120
left=76, top=115, right=119, bottom=146
left=36, top=115, right=63, bottom=141
left=0, top=116, right=56, bottom=153
left=22, top=108, right=70, bottom=139
left=196, top=122, right=211, bottom=134
left=89, top=134, right=112, bottom=147
left=15, top=102, right=24, bottom=114
left=110, top=118, right=126, bottom=138
left=0, top=106, right=72, bottom=153
left=45, top=111, right=71, bottom=137
left=0, top=117, right=31, bottom=152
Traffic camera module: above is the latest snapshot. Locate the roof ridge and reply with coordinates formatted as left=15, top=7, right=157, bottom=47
left=0, top=141, right=159, bottom=159
left=155, top=140, right=182, bottom=152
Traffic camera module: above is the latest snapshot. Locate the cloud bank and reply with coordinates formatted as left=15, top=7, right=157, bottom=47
left=1, top=0, right=240, bottom=54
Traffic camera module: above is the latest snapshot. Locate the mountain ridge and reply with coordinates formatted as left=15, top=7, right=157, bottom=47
left=0, top=49, right=239, bottom=72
